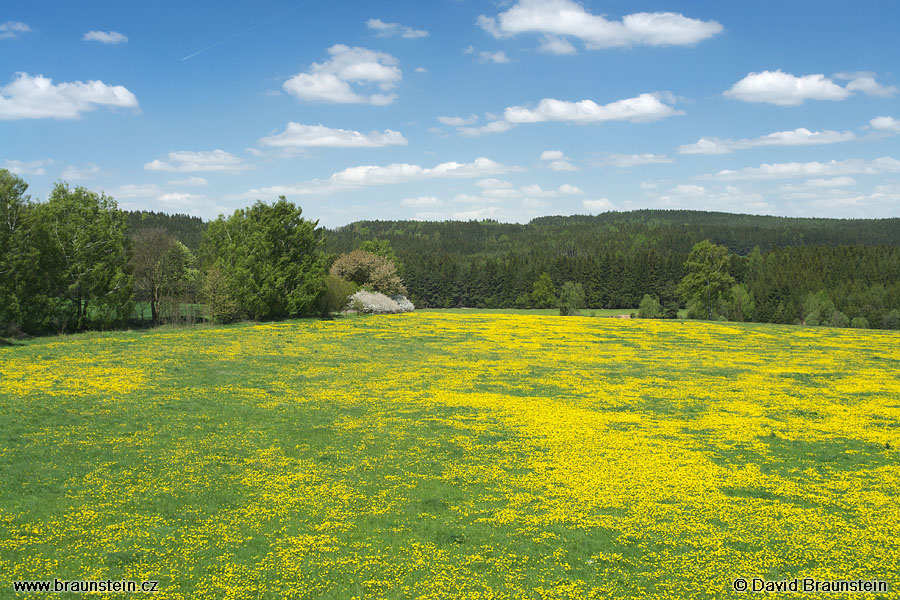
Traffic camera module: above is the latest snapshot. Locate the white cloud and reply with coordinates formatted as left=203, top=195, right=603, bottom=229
left=329, top=157, right=521, bottom=186
left=601, top=153, right=674, bottom=167
left=0, top=72, right=138, bottom=120
left=870, top=116, right=900, bottom=134
left=725, top=70, right=861, bottom=106
left=415, top=67, right=427, bottom=73
left=258, top=122, right=407, bottom=148
left=521, top=183, right=583, bottom=197
left=401, top=195, right=441, bottom=206
left=483, top=187, right=522, bottom=199
left=504, top=93, right=682, bottom=124
left=678, top=127, right=856, bottom=155
left=475, top=178, right=513, bottom=189
left=479, top=50, right=510, bottom=64
left=805, top=177, right=856, bottom=188
left=438, top=114, right=478, bottom=126
left=0, top=21, right=31, bottom=40
left=283, top=44, right=401, bottom=105
left=478, top=0, right=721, bottom=50
left=640, top=181, right=658, bottom=190
left=583, top=198, right=615, bottom=212
left=167, top=176, right=208, bottom=187
left=540, top=150, right=566, bottom=161
left=707, top=157, right=900, bottom=181
left=538, top=34, right=577, bottom=55
left=548, top=160, right=578, bottom=171
left=83, top=30, right=128, bottom=44
left=366, top=18, right=428, bottom=39
left=835, top=72, right=898, bottom=98
left=458, top=120, right=514, bottom=136
left=144, top=150, right=251, bottom=173
left=226, top=157, right=523, bottom=202
left=3, top=158, right=51, bottom=175
left=110, top=184, right=162, bottom=199
left=61, top=164, right=100, bottom=180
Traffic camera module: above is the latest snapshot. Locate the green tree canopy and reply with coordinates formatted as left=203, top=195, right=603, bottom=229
left=131, top=228, right=196, bottom=325
left=200, top=197, right=326, bottom=320
left=558, top=281, right=585, bottom=316
left=329, top=249, right=406, bottom=296
left=677, top=240, right=735, bottom=320
left=531, top=272, right=557, bottom=309
left=0, top=170, right=31, bottom=329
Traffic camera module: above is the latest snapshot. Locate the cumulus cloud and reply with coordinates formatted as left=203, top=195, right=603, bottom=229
left=258, top=122, right=407, bottom=149
left=540, top=150, right=566, bottom=161
left=724, top=70, right=896, bottom=106
left=144, top=150, right=250, bottom=173
left=366, top=18, right=428, bottom=39
left=458, top=120, right=514, bottom=136
left=283, top=44, right=401, bottom=105
left=835, top=72, right=898, bottom=98
left=110, top=184, right=163, bottom=199
left=167, top=176, right=208, bottom=187
left=0, top=21, right=31, bottom=39
left=438, top=114, right=478, bottom=127
left=478, top=0, right=722, bottom=50
left=678, top=127, right=856, bottom=155
left=3, top=158, right=51, bottom=175
left=226, top=157, right=523, bottom=203
left=601, top=153, right=674, bottom=167
left=83, top=30, right=128, bottom=44
left=870, top=116, right=900, bottom=134
left=504, top=93, right=682, bottom=124
left=582, top=198, right=615, bottom=212
left=475, top=178, right=513, bottom=189
left=401, top=196, right=441, bottom=206
left=329, top=157, right=521, bottom=186
left=538, top=34, right=577, bottom=55
left=479, top=50, right=510, bottom=64
left=539, top=149, right=578, bottom=171
left=707, top=157, right=900, bottom=181
left=0, top=72, right=138, bottom=120
left=61, top=164, right=101, bottom=180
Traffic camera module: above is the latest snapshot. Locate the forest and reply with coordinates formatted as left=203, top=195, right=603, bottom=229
left=3, top=169, right=900, bottom=335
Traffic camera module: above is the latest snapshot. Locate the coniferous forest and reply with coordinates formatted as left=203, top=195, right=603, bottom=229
left=94, top=208, right=900, bottom=328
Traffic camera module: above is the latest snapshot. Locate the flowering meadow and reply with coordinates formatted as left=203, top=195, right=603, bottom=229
left=1, top=313, right=898, bottom=598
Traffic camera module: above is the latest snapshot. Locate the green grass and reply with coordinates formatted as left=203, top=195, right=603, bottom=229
left=0, top=313, right=897, bottom=598
left=419, top=307, right=636, bottom=316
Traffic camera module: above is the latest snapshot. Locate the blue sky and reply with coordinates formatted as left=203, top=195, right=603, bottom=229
left=2, top=0, right=899, bottom=226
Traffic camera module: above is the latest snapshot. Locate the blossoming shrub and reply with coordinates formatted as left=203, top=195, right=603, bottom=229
left=347, top=290, right=414, bottom=314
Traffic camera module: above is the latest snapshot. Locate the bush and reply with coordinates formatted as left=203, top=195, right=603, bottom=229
left=515, top=293, right=531, bottom=309
left=829, top=310, right=849, bottom=328
left=319, top=275, right=357, bottom=318
left=805, top=311, right=820, bottom=326
left=201, top=265, right=240, bottom=324
left=330, top=250, right=406, bottom=296
left=850, top=316, right=869, bottom=329
left=663, top=301, right=680, bottom=319
left=348, top=290, right=414, bottom=314
left=558, top=281, right=585, bottom=316
left=883, top=310, right=900, bottom=330
left=637, top=294, right=662, bottom=319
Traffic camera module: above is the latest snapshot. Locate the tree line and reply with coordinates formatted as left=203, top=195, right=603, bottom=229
left=4, top=167, right=900, bottom=336
left=0, top=171, right=374, bottom=336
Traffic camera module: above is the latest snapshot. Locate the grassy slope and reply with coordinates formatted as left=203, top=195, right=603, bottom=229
left=1, top=314, right=898, bottom=599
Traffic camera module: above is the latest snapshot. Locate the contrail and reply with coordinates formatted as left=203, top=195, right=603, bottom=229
left=179, top=3, right=309, bottom=62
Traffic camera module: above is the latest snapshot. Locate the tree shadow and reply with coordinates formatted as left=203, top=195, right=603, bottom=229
left=0, top=337, right=24, bottom=346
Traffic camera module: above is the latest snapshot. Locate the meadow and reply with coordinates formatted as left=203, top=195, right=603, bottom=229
left=1, top=312, right=898, bottom=599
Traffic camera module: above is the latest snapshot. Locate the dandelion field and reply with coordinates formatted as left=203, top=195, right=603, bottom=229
left=1, top=313, right=898, bottom=599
